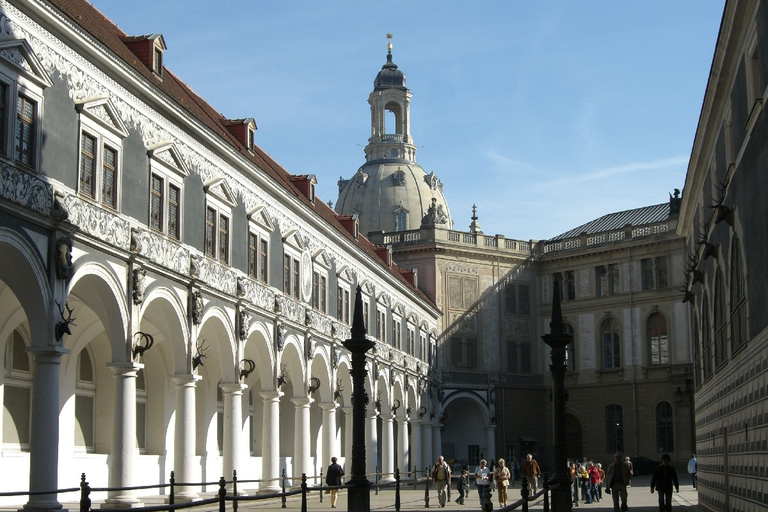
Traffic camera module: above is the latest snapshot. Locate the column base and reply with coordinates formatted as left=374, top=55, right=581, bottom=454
left=101, top=496, right=143, bottom=509
left=21, top=499, right=66, bottom=512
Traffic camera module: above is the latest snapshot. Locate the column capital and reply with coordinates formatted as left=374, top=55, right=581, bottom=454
left=107, top=361, right=143, bottom=376
left=260, top=390, right=283, bottom=401
left=220, top=382, right=248, bottom=395
left=341, top=406, right=354, bottom=415
left=319, top=402, right=338, bottom=412
left=291, top=396, right=311, bottom=407
left=25, top=345, right=69, bottom=359
left=173, top=374, right=202, bottom=387
left=379, top=412, right=394, bottom=422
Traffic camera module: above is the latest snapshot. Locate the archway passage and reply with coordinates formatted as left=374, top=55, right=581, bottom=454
left=441, top=397, right=488, bottom=471
left=565, top=414, right=583, bottom=460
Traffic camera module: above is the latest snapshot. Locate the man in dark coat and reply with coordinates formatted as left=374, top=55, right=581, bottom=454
left=650, top=454, right=679, bottom=512
left=325, top=457, right=344, bottom=508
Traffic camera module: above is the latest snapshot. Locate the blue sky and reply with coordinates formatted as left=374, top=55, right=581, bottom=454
left=90, top=1, right=724, bottom=241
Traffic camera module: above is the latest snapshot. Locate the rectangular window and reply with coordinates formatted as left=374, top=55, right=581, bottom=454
left=605, top=405, right=624, bottom=454
left=168, top=184, right=180, bottom=239
left=408, top=327, right=415, bottom=355
left=15, top=94, right=36, bottom=166
left=292, top=257, right=300, bottom=299
left=311, top=271, right=327, bottom=313
left=79, top=133, right=96, bottom=198
left=338, top=286, right=350, bottom=323
left=102, top=145, right=118, bottom=208
left=150, top=174, right=163, bottom=231
left=284, top=255, right=291, bottom=294
left=205, top=207, right=216, bottom=258
left=596, top=265, right=618, bottom=296
left=655, top=257, right=668, bottom=288
left=218, top=213, right=229, bottom=264
left=468, top=445, right=480, bottom=467
left=565, top=271, right=575, bottom=300
left=641, top=258, right=654, bottom=290
left=377, top=308, right=386, bottom=341
left=259, top=239, right=269, bottom=283
left=248, top=233, right=258, bottom=278
left=451, top=336, right=477, bottom=370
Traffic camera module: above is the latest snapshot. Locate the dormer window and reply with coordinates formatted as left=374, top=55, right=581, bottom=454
left=153, top=47, right=163, bottom=75
left=247, top=126, right=255, bottom=152
left=288, top=174, right=317, bottom=203
left=224, top=118, right=257, bottom=152
left=122, top=34, right=166, bottom=78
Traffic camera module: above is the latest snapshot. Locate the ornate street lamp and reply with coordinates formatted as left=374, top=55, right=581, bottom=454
left=342, top=286, right=375, bottom=512
left=541, top=282, right=573, bottom=512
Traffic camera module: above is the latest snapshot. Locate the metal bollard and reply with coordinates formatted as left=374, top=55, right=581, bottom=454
left=481, top=481, right=493, bottom=512
left=232, top=470, right=238, bottom=512
left=169, top=471, right=175, bottom=505
left=542, top=472, right=550, bottom=511
left=375, top=466, right=380, bottom=495
left=319, top=468, right=324, bottom=503
left=395, top=468, right=401, bottom=512
left=424, top=467, right=430, bottom=508
left=282, top=467, right=287, bottom=509
left=300, top=473, right=308, bottom=512
left=521, top=476, right=529, bottom=512
left=79, top=473, right=91, bottom=512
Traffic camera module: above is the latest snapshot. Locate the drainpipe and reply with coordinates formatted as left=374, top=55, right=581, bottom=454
left=628, top=246, right=639, bottom=456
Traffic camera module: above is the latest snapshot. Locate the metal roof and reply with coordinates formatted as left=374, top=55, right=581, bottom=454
left=549, top=203, right=670, bottom=241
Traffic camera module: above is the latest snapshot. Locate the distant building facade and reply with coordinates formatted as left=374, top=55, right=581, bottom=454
left=341, top=43, right=696, bottom=473
left=678, top=1, right=768, bottom=510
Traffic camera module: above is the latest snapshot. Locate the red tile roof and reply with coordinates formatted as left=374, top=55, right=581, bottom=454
left=45, top=0, right=434, bottom=307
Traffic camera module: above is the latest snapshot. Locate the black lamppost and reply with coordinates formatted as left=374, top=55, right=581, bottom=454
left=342, top=286, right=375, bottom=512
left=541, top=282, right=573, bottom=512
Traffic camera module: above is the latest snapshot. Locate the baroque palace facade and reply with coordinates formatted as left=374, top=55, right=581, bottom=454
left=0, top=1, right=441, bottom=510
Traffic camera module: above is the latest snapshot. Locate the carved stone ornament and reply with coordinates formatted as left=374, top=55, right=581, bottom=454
left=132, top=267, right=146, bottom=305
left=420, top=197, right=449, bottom=228
left=238, top=309, right=249, bottom=340
left=332, top=345, right=340, bottom=369
left=130, top=227, right=142, bottom=253
left=276, top=323, right=287, bottom=351
left=191, top=289, right=203, bottom=325
left=189, top=254, right=201, bottom=279
left=52, top=191, right=69, bottom=221
left=55, top=236, right=73, bottom=280
left=236, top=277, right=246, bottom=298
left=305, top=333, right=315, bottom=360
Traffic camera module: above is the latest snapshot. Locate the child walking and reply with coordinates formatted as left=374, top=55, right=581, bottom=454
left=455, top=469, right=469, bottom=505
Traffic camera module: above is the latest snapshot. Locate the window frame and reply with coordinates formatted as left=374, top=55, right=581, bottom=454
left=647, top=312, right=669, bottom=366
left=204, top=194, right=233, bottom=265
left=247, top=215, right=272, bottom=284
left=76, top=99, right=128, bottom=210
left=605, top=404, right=624, bottom=454
left=148, top=144, right=187, bottom=240
left=601, top=317, right=621, bottom=369
left=655, top=401, right=674, bottom=453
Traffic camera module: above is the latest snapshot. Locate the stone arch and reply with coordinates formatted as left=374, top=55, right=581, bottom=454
left=140, top=287, right=189, bottom=374
left=0, top=228, right=51, bottom=347
left=441, top=391, right=490, bottom=466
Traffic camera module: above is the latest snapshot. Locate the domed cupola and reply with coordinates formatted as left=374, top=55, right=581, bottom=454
left=374, top=48, right=407, bottom=91
left=335, top=34, right=452, bottom=236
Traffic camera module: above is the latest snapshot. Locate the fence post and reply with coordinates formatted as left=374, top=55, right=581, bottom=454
left=281, top=468, right=287, bottom=509
left=169, top=471, right=175, bottom=506
left=521, top=476, right=529, bottom=512
left=319, top=468, right=324, bottom=503
left=79, top=473, right=91, bottom=512
left=300, top=473, right=308, bottom=512
left=375, top=466, right=380, bottom=495
left=395, top=468, right=401, bottom=512
left=542, top=472, right=550, bottom=512
left=424, top=466, right=430, bottom=508
left=232, top=470, right=238, bottom=512
left=218, top=476, right=227, bottom=512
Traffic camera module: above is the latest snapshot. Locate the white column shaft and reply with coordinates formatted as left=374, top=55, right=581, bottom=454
left=260, top=392, right=281, bottom=491
left=366, top=412, right=378, bottom=477
left=396, top=417, right=409, bottom=477
left=422, top=422, right=433, bottom=475
left=343, top=407, right=353, bottom=464
left=222, top=384, right=246, bottom=482
left=104, top=363, right=141, bottom=506
left=381, top=413, right=395, bottom=482
left=173, top=375, right=201, bottom=499
left=320, top=403, right=338, bottom=470
left=485, top=425, right=496, bottom=463
left=410, top=419, right=422, bottom=476
left=292, top=398, right=311, bottom=480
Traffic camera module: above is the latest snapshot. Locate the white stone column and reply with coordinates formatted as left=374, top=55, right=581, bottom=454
left=410, top=418, right=422, bottom=477
left=342, top=406, right=353, bottom=464
left=260, top=391, right=281, bottom=491
left=366, top=410, right=379, bottom=477
left=173, top=374, right=201, bottom=500
left=103, top=362, right=143, bottom=508
left=221, top=383, right=247, bottom=485
left=485, top=425, right=497, bottom=463
left=292, top=397, right=311, bottom=481
left=380, top=412, right=395, bottom=482
left=432, top=422, right=442, bottom=460
left=320, top=402, right=338, bottom=469
left=24, top=347, right=68, bottom=512
left=396, top=416, right=410, bottom=478
left=422, top=420, right=433, bottom=474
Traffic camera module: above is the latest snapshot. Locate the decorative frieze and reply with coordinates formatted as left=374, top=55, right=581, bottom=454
left=0, top=163, right=53, bottom=216
left=132, top=228, right=189, bottom=275
left=60, top=192, right=130, bottom=250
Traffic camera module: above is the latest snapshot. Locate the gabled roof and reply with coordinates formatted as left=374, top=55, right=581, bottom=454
left=45, top=0, right=436, bottom=310
left=549, top=203, right=670, bottom=241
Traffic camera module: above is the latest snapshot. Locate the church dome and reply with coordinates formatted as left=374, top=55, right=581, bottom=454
left=336, top=161, right=452, bottom=236
left=374, top=53, right=407, bottom=91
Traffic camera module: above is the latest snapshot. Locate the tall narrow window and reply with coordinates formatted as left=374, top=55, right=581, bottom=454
left=102, top=145, right=118, bottom=208
left=148, top=144, right=186, bottom=239
left=648, top=313, right=669, bottom=365
left=702, top=296, right=713, bottom=380
left=337, top=285, right=350, bottom=323
left=565, top=271, right=575, bottom=300
left=564, top=323, right=576, bottom=372
left=655, top=402, right=674, bottom=452
left=150, top=174, right=164, bottom=231
left=15, top=94, right=36, bottom=166
left=259, top=239, right=269, bottom=283
left=601, top=318, right=621, bottom=369
left=641, top=258, right=654, bottom=290
left=79, top=133, right=96, bottom=198
left=655, top=257, right=668, bottom=288
left=730, top=238, right=747, bottom=354
left=74, top=349, right=95, bottom=452
left=605, top=404, right=624, bottom=454
left=713, top=271, right=728, bottom=369
left=218, top=213, right=229, bottom=264
left=248, top=232, right=258, bottom=278
left=168, top=184, right=180, bottom=239
left=205, top=207, right=216, bottom=257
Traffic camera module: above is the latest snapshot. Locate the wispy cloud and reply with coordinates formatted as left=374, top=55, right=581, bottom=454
left=547, top=155, right=689, bottom=187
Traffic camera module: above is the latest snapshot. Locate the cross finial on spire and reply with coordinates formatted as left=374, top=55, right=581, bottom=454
left=387, top=33, right=393, bottom=54
left=471, top=204, right=478, bottom=221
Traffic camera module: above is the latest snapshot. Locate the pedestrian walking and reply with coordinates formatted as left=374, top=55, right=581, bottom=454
left=432, top=455, right=452, bottom=508
left=494, top=458, right=511, bottom=507
left=455, top=469, right=468, bottom=505
left=605, top=451, right=632, bottom=512
left=474, top=459, right=491, bottom=504
left=687, top=454, right=697, bottom=488
left=521, top=454, right=541, bottom=494
left=651, top=454, right=679, bottom=512
left=325, top=457, right=344, bottom=508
